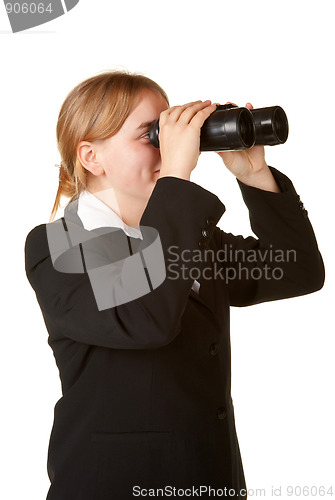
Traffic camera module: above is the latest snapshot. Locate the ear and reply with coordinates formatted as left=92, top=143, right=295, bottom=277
left=77, top=141, right=104, bottom=176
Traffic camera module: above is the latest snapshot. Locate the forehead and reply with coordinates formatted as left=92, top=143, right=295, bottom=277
left=123, top=89, right=168, bottom=130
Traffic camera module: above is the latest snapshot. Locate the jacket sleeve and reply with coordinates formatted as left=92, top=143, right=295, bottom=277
left=24, top=177, right=226, bottom=350
left=212, top=166, right=325, bottom=306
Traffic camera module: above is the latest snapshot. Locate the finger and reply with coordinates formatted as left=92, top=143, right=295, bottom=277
left=166, top=100, right=202, bottom=117
left=226, top=101, right=238, bottom=107
left=159, top=101, right=202, bottom=125
left=189, top=102, right=217, bottom=127
left=245, top=102, right=254, bottom=109
left=177, top=100, right=214, bottom=124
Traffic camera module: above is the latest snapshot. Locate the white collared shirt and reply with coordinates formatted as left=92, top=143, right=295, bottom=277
left=77, top=190, right=200, bottom=295
left=77, top=190, right=143, bottom=240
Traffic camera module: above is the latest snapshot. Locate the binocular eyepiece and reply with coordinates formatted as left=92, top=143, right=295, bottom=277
left=149, top=104, right=289, bottom=152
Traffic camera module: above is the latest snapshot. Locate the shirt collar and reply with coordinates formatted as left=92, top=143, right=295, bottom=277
left=77, top=190, right=143, bottom=240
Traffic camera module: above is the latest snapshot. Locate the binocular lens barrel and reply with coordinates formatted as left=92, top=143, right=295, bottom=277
left=148, top=104, right=288, bottom=152
left=252, top=106, right=289, bottom=146
left=200, top=106, right=255, bottom=151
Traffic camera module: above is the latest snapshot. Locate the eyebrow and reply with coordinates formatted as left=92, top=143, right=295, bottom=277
left=136, top=121, right=153, bottom=130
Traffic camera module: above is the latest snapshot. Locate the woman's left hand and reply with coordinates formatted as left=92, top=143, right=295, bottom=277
left=215, top=102, right=267, bottom=180
left=215, top=102, right=280, bottom=192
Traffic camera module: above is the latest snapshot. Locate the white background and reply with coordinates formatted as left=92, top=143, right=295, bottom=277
left=1, top=0, right=334, bottom=498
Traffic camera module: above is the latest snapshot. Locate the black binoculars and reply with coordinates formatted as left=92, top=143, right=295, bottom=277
left=149, top=103, right=289, bottom=152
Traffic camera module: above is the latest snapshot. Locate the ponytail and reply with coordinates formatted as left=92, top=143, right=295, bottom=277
left=49, top=159, right=86, bottom=222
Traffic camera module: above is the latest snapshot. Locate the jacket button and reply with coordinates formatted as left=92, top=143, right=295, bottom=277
left=206, top=217, right=215, bottom=226
left=198, top=240, right=208, bottom=249
left=217, top=407, right=226, bottom=419
left=209, top=343, right=219, bottom=355
left=202, top=229, right=210, bottom=238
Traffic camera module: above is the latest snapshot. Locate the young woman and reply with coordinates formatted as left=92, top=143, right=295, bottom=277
left=25, top=70, right=325, bottom=500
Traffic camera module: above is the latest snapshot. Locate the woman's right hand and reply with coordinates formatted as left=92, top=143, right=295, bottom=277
left=158, top=100, right=217, bottom=181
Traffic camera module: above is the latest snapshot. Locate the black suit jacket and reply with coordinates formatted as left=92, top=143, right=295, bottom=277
left=24, top=166, right=325, bottom=500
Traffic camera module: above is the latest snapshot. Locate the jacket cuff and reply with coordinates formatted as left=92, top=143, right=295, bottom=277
left=140, top=176, right=227, bottom=254
left=236, top=165, right=294, bottom=195
left=235, top=165, right=310, bottom=222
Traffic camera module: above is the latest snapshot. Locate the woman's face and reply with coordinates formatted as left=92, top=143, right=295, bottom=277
left=90, top=89, right=169, bottom=202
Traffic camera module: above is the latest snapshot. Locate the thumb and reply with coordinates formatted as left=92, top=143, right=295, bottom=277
left=217, top=150, right=235, bottom=168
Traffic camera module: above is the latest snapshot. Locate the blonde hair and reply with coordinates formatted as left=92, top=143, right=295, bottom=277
left=50, top=70, right=169, bottom=222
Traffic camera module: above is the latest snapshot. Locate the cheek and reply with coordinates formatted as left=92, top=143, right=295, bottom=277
left=126, top=144, right=155, bottom=177
left=103, top=142, right=155, bottom=189
left=131, top=142, right=152, bottom=161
